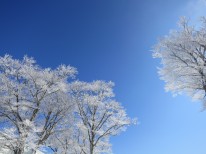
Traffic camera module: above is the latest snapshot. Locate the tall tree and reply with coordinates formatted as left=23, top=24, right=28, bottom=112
left=59, top=81, right=133, bottom=154
left=0, top=55, right=76, bottom=154
left=153, top=17, right=206, bottom=106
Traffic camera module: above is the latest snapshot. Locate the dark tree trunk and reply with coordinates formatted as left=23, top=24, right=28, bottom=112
left=90, top=145, right=94, bottom=154
left=13, top=148, right=24, bottom=154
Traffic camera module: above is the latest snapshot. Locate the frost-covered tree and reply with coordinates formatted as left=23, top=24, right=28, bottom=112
left=57, top=81, right=133, bottom=154
left=0, top=54, right=135, bottom=154
left=153, top=17, right=206, bottom=106
left=0, top=55, right=76, bottom=154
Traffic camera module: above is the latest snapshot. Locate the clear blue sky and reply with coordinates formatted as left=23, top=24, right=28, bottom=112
left=1, top=0, right=206, bottom=154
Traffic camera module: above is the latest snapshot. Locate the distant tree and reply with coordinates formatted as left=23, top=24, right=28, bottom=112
left=0, top=55, right=76, bottom=154
left=58, top=81, right=133, bottom=154
left=153, top=17, right=206, bottom=106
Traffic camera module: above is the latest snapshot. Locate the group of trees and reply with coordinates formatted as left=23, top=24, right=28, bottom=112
left=0, top=55, right=133, bottom=154
left=3, top=15, right=205, bottom=154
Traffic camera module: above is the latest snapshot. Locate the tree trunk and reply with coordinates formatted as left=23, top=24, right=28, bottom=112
left=13, top=148, right=24, bottom=154
left=90, top=147, right=93, bottom=154
left=90, top=144, right=94, bottom=154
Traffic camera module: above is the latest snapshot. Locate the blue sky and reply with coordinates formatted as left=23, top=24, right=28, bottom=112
left=1, top=0, right=206, bottom=153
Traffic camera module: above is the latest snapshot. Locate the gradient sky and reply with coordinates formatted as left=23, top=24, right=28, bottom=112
left=1, top=0, right=206, bottom=154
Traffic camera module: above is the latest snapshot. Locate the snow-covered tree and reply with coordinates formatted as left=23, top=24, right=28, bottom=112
left=153, top=17, right=206, bottom=106
left=0, top=55, right=76, bottom=154
left=0, top=54, right=135, bottom=154
left=59, top=81, right=133, bottom=154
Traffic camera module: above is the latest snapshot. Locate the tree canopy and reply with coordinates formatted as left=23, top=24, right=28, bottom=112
left=0, top=55, right=134, bottom=154
left=153, top=17, right=206, bottom=106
